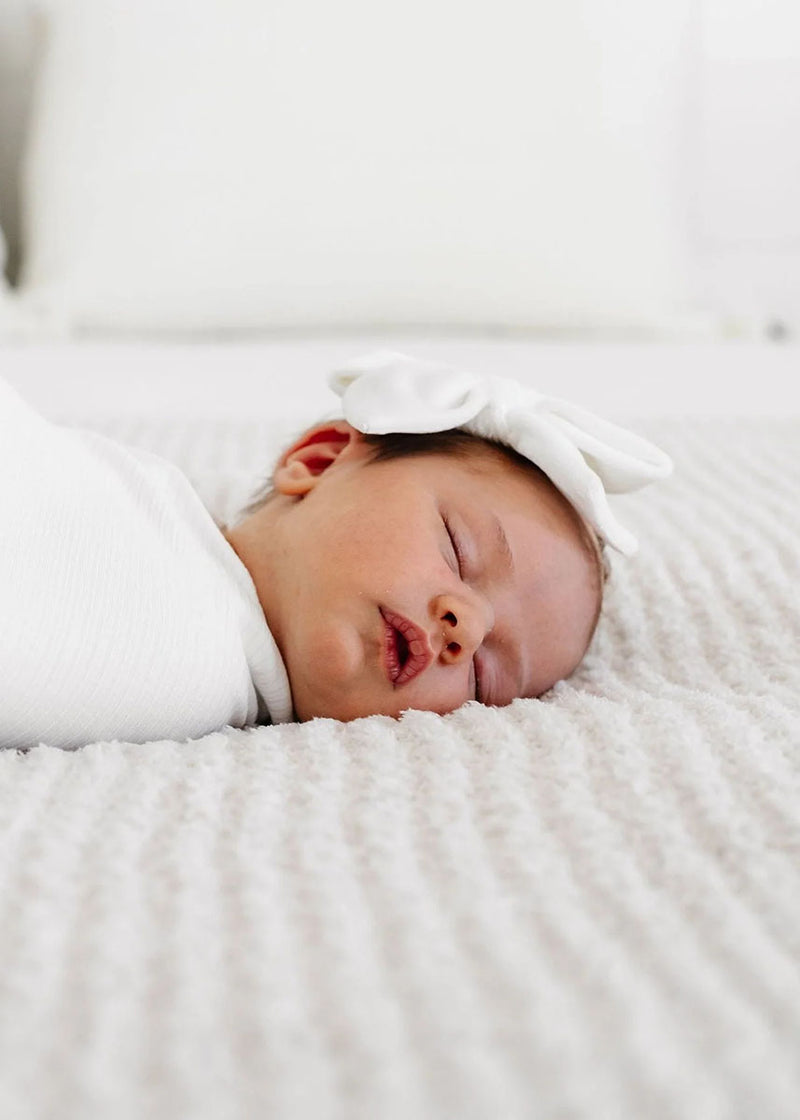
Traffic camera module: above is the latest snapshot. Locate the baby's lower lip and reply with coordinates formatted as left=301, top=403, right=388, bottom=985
left=380, top=608, right=433, bottom=687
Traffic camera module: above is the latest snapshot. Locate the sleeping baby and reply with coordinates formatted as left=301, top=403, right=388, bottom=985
left=0, top=351, right=671, bottom=750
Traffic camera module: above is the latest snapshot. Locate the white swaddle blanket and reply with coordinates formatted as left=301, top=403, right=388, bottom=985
left=0, top=377, right=292, bottom=750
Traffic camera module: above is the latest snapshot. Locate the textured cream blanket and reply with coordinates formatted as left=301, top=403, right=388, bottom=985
left=0, top=413, right=798, bottom=1120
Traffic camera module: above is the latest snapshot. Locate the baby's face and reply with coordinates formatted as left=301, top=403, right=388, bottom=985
left=225, top=429, right=601, bottom=722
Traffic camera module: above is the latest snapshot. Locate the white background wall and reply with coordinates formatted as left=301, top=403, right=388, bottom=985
left=690, top=0, right=800, bottom=334
left=1, top=0, right=799, bottom=335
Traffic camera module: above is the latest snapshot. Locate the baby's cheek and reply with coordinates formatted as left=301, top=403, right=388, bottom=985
left=317, top=621, right=367, bottom=682
left=286, top=615, right=372, bottom=716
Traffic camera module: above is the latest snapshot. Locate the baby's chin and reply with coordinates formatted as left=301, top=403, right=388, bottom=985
left=291, top=685, right=465, bottom=723
left=287, top=666, right=381, bottom=721
left=292, top=692, right=409, bottom=723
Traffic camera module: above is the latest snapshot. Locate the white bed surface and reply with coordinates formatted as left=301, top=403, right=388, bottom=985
left=2, top=337, right=799, bottom=423
left=0, top=338, right=798, bottom=1120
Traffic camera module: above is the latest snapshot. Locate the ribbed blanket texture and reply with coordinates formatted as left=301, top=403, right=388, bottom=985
left=0, top=415, right=798, bottom=1120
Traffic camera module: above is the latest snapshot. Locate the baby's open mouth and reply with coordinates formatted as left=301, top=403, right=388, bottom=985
left=380, top=608, right=433, bottom=687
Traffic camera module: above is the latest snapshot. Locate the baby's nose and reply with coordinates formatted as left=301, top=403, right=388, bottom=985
left=432, top=594, right=491, bottom=662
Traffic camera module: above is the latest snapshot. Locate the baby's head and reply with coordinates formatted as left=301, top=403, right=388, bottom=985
left=223, top=351, right=671, bottom=723
left=225, top=419, right=607, bottom=722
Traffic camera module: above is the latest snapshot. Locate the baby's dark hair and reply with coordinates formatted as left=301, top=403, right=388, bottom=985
left=240, top=427, right=543, bottom=516
left=236, top=426, right=609, bottom=647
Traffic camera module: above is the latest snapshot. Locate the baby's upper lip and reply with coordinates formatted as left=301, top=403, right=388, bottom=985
left=380, top=608, right=434, bottom=687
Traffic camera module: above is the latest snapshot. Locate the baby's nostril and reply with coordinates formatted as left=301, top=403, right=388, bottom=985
left=447, top=641, right=460, bottom=654
left=443, top=611, right=457, bottom=626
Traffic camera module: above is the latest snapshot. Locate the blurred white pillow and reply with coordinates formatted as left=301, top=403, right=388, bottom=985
left=17, top=0, right=692, bottom=335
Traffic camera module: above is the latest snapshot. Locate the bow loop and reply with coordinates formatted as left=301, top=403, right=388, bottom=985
left=329, top=351, right=489, bottom=434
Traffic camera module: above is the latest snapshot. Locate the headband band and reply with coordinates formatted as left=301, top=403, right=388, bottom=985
left=329, top=350, right=672, bottom=556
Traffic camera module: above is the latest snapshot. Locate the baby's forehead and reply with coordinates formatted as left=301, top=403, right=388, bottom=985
left=436, top=442, right=553, bottom=498
left=435, top=446, right=604, bottom=586
left=363, top=441, right=563, bottom=522
left=361, top=434, right=590, bottom=549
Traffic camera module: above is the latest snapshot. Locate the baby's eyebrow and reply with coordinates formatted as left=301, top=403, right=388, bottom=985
left=492, top=514, right=515, bottom=575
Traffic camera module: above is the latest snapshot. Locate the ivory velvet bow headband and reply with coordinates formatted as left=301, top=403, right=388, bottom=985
left=329, top=350, right=673, bottom=557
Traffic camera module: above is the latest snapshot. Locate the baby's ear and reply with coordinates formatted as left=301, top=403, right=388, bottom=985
left=273, top=421, right=365, bottom=496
